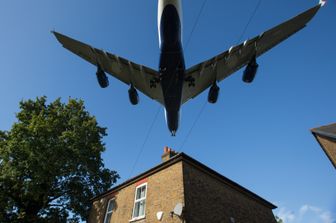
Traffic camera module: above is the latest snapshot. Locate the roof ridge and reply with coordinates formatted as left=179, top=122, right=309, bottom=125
left=91, top=152, right=276, bottom=209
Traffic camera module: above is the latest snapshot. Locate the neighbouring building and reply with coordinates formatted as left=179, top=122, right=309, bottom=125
left=88, top=147, right=277, bottom=223
left=311, top=123, right=336, bottom=169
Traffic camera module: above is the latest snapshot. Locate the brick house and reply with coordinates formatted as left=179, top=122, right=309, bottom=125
left=311, top=123, right=336, bottom=169
left=88, top=147, right=277, bottom=223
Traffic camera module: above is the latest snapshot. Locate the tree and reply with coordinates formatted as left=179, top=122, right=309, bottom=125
left=275, top=216, right=284, bottom=223
left=0, top=97, right=119, bottom=222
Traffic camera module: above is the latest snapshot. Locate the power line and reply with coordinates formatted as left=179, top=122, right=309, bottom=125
left=128, top=1, right=210, bottom=175
left=185, top=0, right=209, bottom=51
left=180, top=0, right=263, bottom=151
left=236, top=0, right=262, bottom=44
left=127, top=69, right=177, bottom=177
left=179, top=0, right=209, bottom=151
left=178, top=0, right=209, bottom=151
left=180, top=100, right=207, bottom=151
left=128, top=105, right=161, bottom=178
left=128, top=0, right=261, bottom=171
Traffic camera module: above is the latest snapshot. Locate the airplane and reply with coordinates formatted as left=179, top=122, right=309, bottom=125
left=53, top=0, right=325, bottom=136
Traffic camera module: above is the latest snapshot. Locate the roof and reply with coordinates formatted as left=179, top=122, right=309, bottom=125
left=92, top=152, right=277, bottom=209
left=311, top=123, right=336, bottom=140
left=311, top=123, right=336, bottom=169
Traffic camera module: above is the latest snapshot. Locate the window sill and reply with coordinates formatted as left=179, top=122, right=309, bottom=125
left=129, top=216, right=146, bottom=222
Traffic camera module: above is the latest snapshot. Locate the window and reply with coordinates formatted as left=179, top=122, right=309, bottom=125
left=132, top=183, right=147, bottom=219
left=103, top=198, right=115, bottom=223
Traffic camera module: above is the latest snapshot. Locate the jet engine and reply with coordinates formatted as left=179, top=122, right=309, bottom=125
left=128, top=84, right=139, bottom=105
left=242, top=56, right=259, bottom=83
left=208, top=82, right=220, bottom=104
left=96, top=65, right=109, bottom=88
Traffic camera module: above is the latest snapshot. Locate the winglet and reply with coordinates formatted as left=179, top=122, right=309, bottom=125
left=319, top=0, right=326, bottom=7
left=51, top=31, right=67, bottom=47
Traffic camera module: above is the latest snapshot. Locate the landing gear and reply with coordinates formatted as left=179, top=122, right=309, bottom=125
left=150, top=77, right=160, bottom=88
left=185, top=76, right=195, bottom=87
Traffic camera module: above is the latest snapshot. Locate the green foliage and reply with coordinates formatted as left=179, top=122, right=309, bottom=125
left=275, top=216, right=284, bottom=223
left=0, top=97, right=119, bottom=222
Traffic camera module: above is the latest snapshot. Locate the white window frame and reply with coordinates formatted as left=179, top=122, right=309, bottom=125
left=103, top=198, right=115, bottom=223
left=131, top=183, right=147, bottom=220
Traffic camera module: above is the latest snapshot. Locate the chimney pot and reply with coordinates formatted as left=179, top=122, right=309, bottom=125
left=161, top=146, right=178, bottom=162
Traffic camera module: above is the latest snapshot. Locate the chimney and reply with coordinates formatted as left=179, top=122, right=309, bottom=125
left=161, top=146, right=178, bottom=162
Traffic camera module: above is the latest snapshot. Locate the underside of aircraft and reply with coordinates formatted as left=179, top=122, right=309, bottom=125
left=53, top=1, right=324, bottom=135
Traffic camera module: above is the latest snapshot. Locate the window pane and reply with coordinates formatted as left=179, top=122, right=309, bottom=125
left=107, top=200, right=115, bottom=212
left=104, top=213, right=112, bottom=223
left=136, top=187, right=142, bottom=200
left=139, top=200, right=146, bottom=216
left=134, top=202, right=140, bottom=217
left=136, top=185, right=146, bottom=200
left=140, top=186, right=146, bottom=198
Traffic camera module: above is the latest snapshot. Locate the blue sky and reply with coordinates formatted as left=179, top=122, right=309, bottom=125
left=0, top=0, right=335, bottom=222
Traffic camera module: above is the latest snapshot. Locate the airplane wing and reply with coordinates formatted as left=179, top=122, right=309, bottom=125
left=53, top=32, right=164, bottom=105
left=181, top=3, right=322, bottom=104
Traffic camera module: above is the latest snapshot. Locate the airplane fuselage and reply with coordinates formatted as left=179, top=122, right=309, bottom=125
left=158, top=0, right=185, bottom=136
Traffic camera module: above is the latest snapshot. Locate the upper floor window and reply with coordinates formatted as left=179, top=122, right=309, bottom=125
left=104, top=198, right=115, bottom=223
left=132, top=183, right=147, bottom=219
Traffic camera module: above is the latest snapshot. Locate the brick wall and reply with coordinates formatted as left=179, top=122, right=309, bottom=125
left=182, top=161, right=277, bottom=223
left=89, top=153, right=277, bottom=223
left=88, top=161, right=185, bottom=223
